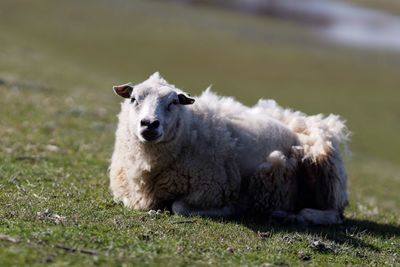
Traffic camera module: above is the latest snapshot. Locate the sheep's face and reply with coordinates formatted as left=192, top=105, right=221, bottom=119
left=113, top=72, right=195, bottom=143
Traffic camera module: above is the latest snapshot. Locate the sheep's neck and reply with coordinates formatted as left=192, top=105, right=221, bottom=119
left=131, top=128, right=189, bottom=181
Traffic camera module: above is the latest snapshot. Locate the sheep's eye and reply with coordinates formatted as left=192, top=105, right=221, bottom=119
left=130, top=98, right=136, bottom=104
left=167, top=99, right=179, bottom=111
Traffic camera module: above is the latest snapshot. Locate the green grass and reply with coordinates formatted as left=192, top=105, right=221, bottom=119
left=0, top=0, right=399, bottom=266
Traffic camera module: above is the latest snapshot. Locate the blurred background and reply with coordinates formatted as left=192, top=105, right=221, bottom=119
left=0, top=0, right=399, bottom=211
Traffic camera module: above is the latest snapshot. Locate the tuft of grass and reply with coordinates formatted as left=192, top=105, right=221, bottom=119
left=0, top=0, right=399, bottom=266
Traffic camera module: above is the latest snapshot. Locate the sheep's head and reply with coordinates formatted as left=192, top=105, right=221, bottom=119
left=113, top=72, right=195, bottom=143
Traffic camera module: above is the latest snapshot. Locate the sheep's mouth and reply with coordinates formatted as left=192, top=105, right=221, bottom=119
left=141, top=130, right=162, bottom=142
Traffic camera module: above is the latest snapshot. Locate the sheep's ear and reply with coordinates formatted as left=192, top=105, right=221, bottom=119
left=178, top=93, right=195, bottom=105
left=113, top=83, right=133, bottom=98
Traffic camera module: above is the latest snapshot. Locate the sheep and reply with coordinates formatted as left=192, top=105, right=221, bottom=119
left=109, top=72, right=350, bottom=225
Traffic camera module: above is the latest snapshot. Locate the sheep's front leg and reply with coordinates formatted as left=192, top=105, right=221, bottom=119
left=171, top=182, right=238, bottom=218
left=296, top=209, right=343, bottom=225
left=271, top=209, right=343, bottom=225
left=172, top=199, right=236, bottom=218
left=172, top=162, right=241, bottom=218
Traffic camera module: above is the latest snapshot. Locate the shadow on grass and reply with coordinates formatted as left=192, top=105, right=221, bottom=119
left=233, top=217, right=400, bottom=252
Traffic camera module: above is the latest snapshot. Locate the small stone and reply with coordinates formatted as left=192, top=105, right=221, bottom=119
left=36, top=209, right=66, bottom=224
left=226, top=247, right=234, bottom=253
left=310, top=240, right=331, bottom=252
left=0, top=234, right=19, bottom=243
left=298, top=251, right=311, bottom=261
left=260, top=263, right=273, bottom=267
left=257, top=231, right=272, bottom=238
left=46, top=144, right=60, bottom=152
left=148, top=210, right=157, bottom=216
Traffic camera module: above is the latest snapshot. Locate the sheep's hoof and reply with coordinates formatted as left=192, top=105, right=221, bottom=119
left=296, top=209, right=344, bottom=225
left=171, top=200, right=190, bottom=216
left=270, top=210, right=298, bottom=224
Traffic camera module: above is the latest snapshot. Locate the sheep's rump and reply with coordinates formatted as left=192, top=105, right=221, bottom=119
left=242, top=99, right=350, bottom=215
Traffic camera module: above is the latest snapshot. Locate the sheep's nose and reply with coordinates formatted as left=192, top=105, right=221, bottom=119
left=140, top=119, right=160, bottom=130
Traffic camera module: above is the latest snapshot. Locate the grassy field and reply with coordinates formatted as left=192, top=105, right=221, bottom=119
left=0, top=0, right=399, bottom=266
left=348, top=0, right=400, bottom=15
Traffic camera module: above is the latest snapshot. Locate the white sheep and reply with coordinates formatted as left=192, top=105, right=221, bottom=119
left=109, top=72, right=350, bottom=224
